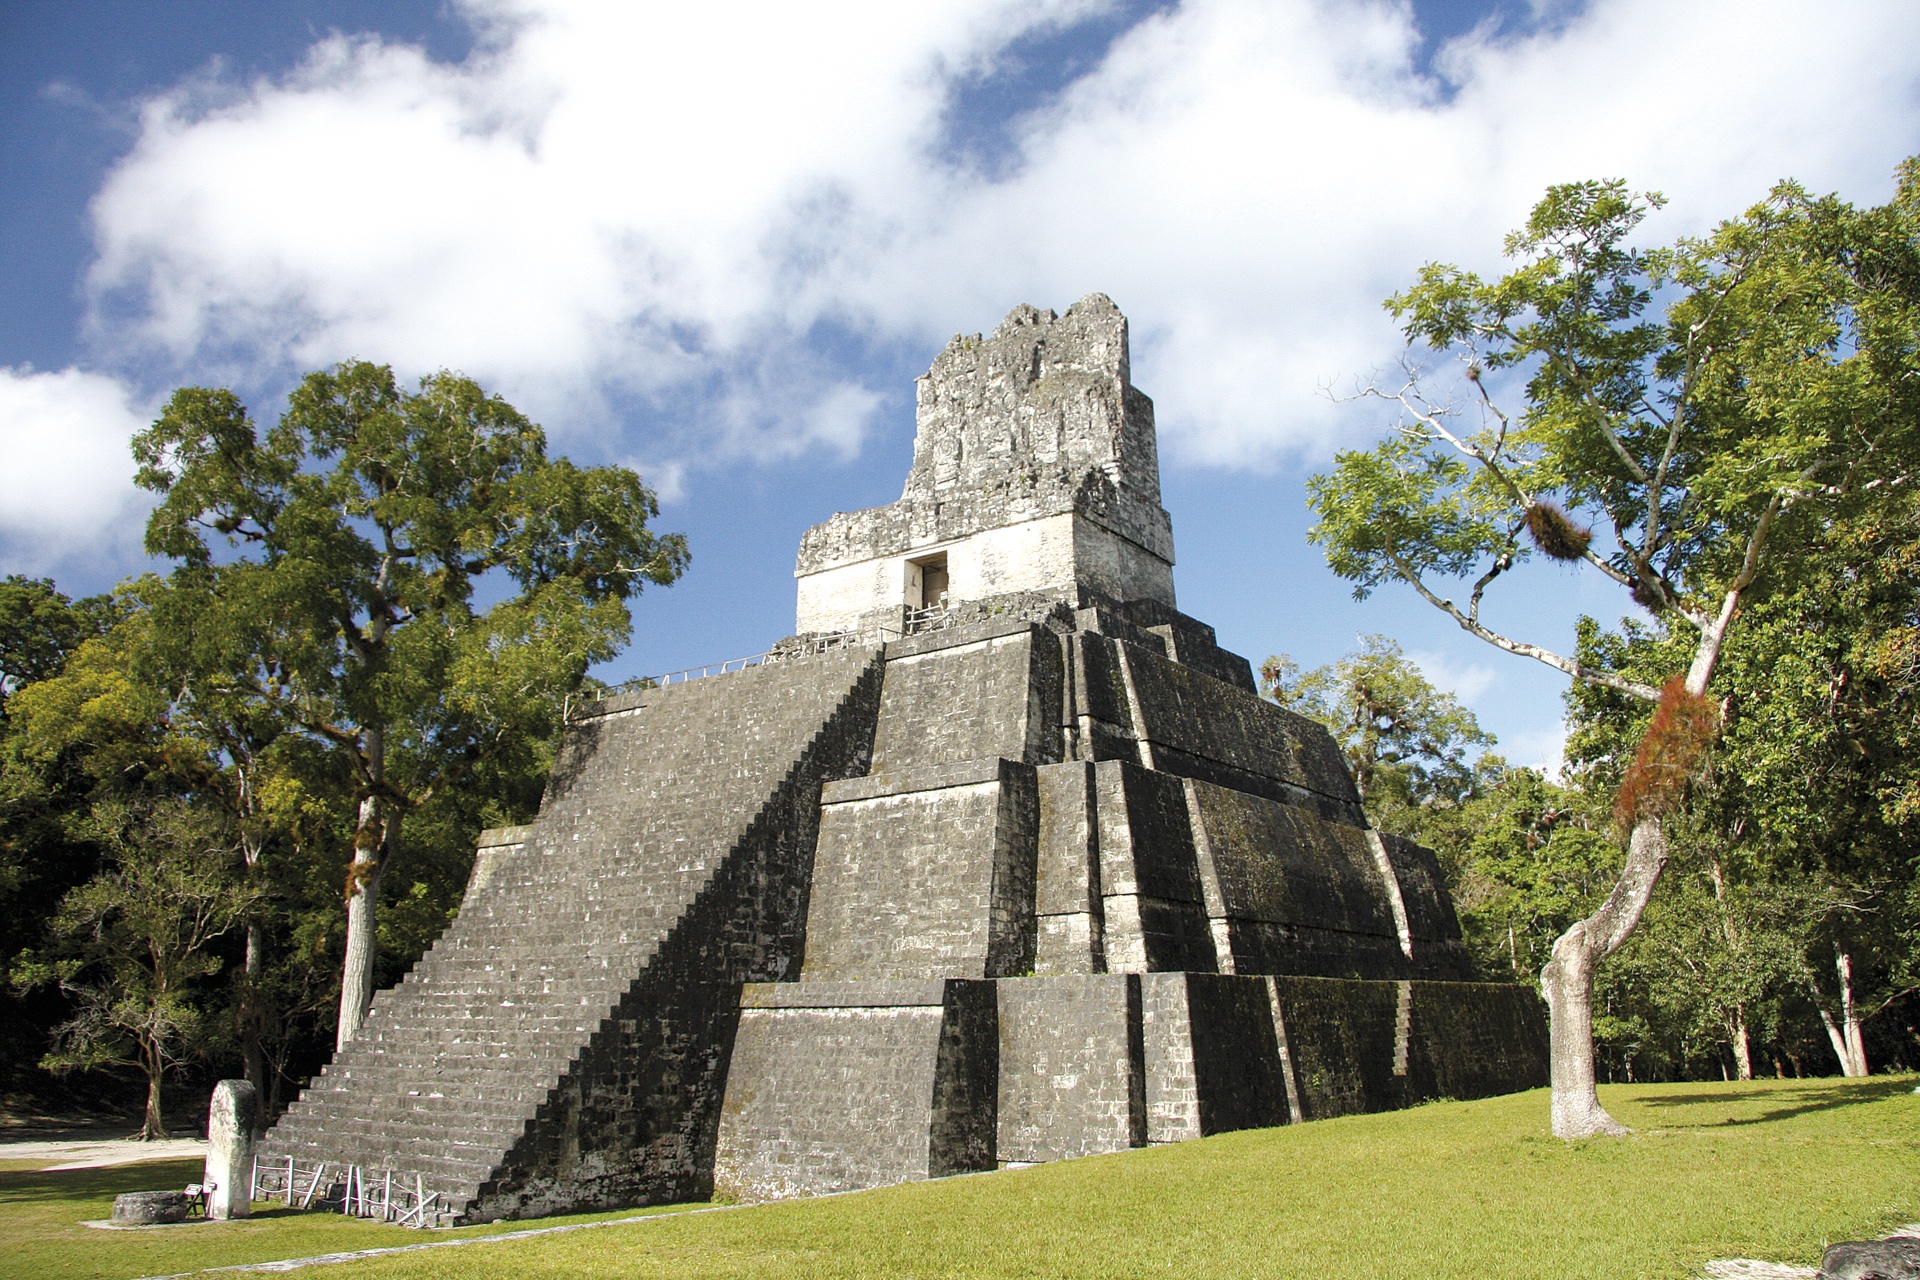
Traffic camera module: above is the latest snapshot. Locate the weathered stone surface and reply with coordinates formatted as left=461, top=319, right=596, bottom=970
left=1407, top=980, right=1552, bottom=1101
left=803, top=756, right=1038, bottom=981
left=1820, top=1238, right=1920, bottom=1280
left=1184, top=780, right=1407, bottom=980
left=204, top=1078, right=258, bottom=1220
left=869, top=625, right=1062, bottom=771
left=259, top=295, right=1546, bottom=1224
left=712, top=980, right=997, bottom=1200
left=1094, top=760, right=1217, bottom=974
left=1374, top=834, right=1476, bottom=980
left=1264, top=974, right=1547, bottom=1120
left=795, top=296, right=1177, bottom=633
left=1140, top=973, right=1293, bottom=1138
left=1112, top=639, right=1364, bottom=824
left=112, top=1191, right=191, bottom=1226
left=997, top=975, right=1143, bottom=1162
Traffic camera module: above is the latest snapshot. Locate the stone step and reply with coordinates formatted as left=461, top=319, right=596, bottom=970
left=272, top=1091, right=546, bottom=1126
left=261, top=1124, right=507, bottom=1165
left=270, top=1111, right=539, bottom=1146
left=258, top=646, right=884, bottom=1221
left=262, top=1131, right=521, bottom=1175
left=317, top=1059, right=575, bottom=1090
left=342, top=1031, right=588, bottom=1059
left=353, top=1009, right=618, bottom=1037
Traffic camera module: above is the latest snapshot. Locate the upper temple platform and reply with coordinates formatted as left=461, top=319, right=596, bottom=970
left=795, top=295, right=1178, bottom=634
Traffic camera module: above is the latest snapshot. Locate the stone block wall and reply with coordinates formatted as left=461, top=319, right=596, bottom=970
left=804, top=758, right=1039, bottom=981
left=1094, top=761, right=1218, bottom=974
left=712, top=980, right=998, bottom=1201
left=870, top=623, right=1063, bottom=770
left=1269, top=975, right=1549, bottom=1120
left=996, top=975, right=1144, bottom=1163
left=1184, top=780, right=1408, bottom=980
left=1376, top=834, right=1476, bottom=980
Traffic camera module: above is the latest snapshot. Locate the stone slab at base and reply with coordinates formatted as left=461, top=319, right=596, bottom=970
left=111, top=1190, right=192, bottom=1225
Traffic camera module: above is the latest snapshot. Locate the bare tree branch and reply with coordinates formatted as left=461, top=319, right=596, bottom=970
left=1386, top=552, right=1663, bottom=701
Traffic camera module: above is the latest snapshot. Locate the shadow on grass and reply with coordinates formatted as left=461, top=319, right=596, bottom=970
left=1632, top=1078, right=1913, bottom=1126
left=0, top=1157, right=201, bottom=1207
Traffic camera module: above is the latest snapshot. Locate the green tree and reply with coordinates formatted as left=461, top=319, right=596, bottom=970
left=0, top=583, right=139, bottom=1095
left=1436, top=766, right=1619, bottom=987
left=0, top=577, right=124, bottom=706
left=1307, top=163, right=1920, bottom=1135
left=1566, top=499, right=1920, bottom=1079
left=14, top=800, right=262, bottom=1138
left=132, top=362, right=688, bottom=1049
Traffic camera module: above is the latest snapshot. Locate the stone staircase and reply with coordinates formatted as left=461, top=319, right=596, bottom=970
left=259, top=644, right=885, bottom=1221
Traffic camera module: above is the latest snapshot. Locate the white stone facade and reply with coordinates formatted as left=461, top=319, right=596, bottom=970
left=796, top=512, right=1175, bottom=634
left=794, top=295, right=1177, bottom=634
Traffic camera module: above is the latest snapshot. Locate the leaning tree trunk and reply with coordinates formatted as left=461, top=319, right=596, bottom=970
left=336, top=718, right=394, bottom=1052
left=1839, top=954, right=1870, bottom=1076
left=1541, top=817, right=1670, bottom=1138
left=1816, top=953, right=1871, bottom=1077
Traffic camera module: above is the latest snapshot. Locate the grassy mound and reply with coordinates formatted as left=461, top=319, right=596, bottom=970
left=5, top=1077, right=1914, bottom=1280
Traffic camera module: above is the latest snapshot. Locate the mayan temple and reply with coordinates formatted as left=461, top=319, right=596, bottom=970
left=258, top=294, right=1547, bottom=1223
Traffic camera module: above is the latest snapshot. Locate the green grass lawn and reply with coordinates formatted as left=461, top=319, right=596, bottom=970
left=0, top=1158, right=695, bottom=1280
left=4, top=1077, right=1915, bottom=1280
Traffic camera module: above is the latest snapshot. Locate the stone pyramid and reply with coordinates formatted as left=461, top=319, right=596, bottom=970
left=260, top=294, right=1545, bottom=1223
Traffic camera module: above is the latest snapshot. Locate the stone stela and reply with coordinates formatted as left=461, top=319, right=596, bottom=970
left=259, top=294, right=1547, bottom=1224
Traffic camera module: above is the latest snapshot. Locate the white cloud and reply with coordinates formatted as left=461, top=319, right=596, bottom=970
left=879, top=0, right=1920, bottom=463
left=1407, top=647, right=1498, bottom=708
left=77, top=0, right=1920, bottom=485
left=1503, top=725, right=1569, bottom=780
left=0, top=366, right=150, bottom=568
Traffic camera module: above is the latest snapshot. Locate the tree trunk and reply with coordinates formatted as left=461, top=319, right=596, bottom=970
left=1706, top=856, right=1753, bottom=1081
left=1813, top=952, right=1871, bottom=1077
left=1816, top=1005, right=1857, bottom=1076
left=1838, top=953, right=1869, bottom=1076
left=243, top=918, right=267, bottom=1133
left=1541, top=817, right=1669, bottom=1137
left=141, top=1037, right=166, bottom=1140
left=1731, top=1006, right=1753, bottom=1081
left=336, top=714, right=392, bottom=1052
left=336, top=793, right=390, bottom=1052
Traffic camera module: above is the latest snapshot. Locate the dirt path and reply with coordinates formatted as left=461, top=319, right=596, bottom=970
left=0, top=1134, right=207, bottom=1170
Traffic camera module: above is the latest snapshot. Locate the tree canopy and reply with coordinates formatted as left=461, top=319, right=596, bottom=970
left=131, top=360, right=687, bottom=1049
left=1261, top=634, right=1492, bottom=809
left=1306, top=159, right=1920, bottom=1136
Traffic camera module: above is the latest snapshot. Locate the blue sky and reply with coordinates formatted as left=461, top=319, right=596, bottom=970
left=3, top=0, right=1918, bottom=771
